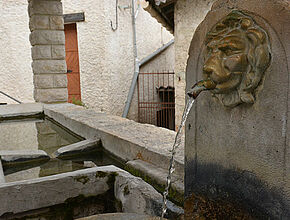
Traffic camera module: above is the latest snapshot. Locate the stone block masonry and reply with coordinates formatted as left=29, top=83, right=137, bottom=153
left=29, top=0, right=67, bottom=103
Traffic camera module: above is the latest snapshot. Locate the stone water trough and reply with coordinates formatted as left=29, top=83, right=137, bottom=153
left=0, top=103, right=184, bottom=219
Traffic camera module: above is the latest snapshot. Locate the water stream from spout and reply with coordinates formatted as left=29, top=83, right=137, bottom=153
left=161, top=96, right=195, bottom=218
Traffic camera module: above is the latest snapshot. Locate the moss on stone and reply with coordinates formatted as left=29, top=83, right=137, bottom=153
left=125, top=164, right=184, bottom=206
left=95, top=171, right=107, bottom=178
left=123, top=185, right=130, bottom=196
left=106, top=172, right=118, bottom=188
left=73, top=175, right=90, bottom=184
left=114, top=198, right=123, bottom=212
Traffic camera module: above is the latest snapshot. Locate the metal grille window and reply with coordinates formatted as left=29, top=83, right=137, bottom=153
left=137, top=72, right=175, bottom=130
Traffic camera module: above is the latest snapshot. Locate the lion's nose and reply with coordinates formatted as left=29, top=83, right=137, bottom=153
left=203, top=55, right=231, bottom=83
left=203, top=65, right=214, bottom=77
left=203, top=54, right=219, bottom=76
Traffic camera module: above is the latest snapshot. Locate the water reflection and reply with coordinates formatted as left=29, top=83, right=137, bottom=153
left=1, top=118, right=84, bottom=182
left=36, top=118, right=84, bottom=177
left=0, top=120, right=40, bottom=181
left=1, top=118, right=125, bottom=182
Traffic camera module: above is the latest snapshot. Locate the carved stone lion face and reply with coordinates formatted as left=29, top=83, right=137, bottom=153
left=203, top=11, right=271, bottom=107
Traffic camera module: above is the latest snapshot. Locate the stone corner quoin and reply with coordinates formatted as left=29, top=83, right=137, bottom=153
left=29, top=0, right=68, bottom=103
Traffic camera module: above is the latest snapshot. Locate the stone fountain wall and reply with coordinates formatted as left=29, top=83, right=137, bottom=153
left=185, top=0, right=289, bottom=218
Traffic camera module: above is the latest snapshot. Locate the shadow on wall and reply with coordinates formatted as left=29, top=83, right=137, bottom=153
left=185, top=161, right=290, bottom=219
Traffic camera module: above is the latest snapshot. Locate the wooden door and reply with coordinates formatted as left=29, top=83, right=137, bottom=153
left=64, top=23, right=81, bottom=103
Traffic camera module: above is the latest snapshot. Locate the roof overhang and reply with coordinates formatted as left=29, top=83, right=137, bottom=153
left=144, top=0, right=176, bottom=33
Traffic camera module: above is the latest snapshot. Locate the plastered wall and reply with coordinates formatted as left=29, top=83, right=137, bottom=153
left=0, top=0, right=173, bottom=121
left=174, top=0, right=215, bottom=125
left=62, top=0, right=173, bottom=120
left=0, top=0, right=34, bottom=104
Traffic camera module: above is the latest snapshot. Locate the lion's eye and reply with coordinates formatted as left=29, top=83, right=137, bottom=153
left=219, top=45, right=240, bottom=56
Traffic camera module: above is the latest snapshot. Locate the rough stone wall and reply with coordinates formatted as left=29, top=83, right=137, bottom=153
left=174, top=0, right=215, bottom=126
left=62, top=0, right=173, bottom=119
left=0, top=0, right=34, bottom=104
left=29, top=0, right=68, bottom=103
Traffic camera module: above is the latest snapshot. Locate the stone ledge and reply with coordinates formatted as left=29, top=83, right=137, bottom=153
left=0, top=150, right=49, bottom=165
left=0, top=103, right=43, bottom=120
left=125, top=159, right=184, bottom=205
left=77, top=213, right=163, bottom=220
left=0, top=166, right=183, bottom=218
left=43, top=104, right=184, bottom=178
left=54, top=139, right=101, bottom=159
left=0, top=166, right=112, bottom=216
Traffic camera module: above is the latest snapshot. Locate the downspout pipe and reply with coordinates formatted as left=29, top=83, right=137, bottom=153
left=122, top=0, right=139, bottom=118
left=139, top=39, right=174, bottom=66
left=122, top=38, right=174, bottom=118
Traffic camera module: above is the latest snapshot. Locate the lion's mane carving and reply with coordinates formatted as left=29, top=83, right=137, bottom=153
left=203, top=11, right=271, bottom=107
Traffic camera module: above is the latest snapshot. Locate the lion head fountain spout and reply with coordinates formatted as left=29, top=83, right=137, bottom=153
left=189, top=11, right=271, bottom=107
left=187, top=79, right=217, bottom=99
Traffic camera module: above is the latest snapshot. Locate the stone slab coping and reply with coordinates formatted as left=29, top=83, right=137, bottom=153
left=0, top=103, right=43, bottom=119
left=54, top=139, right=101, bottom=159
left=0, top=150, right=49, bottom=164
left=44, top=103, right=184, bottom=178
left=0, top=165, right=183, bottom=218
left=77, top=213, right=164, bottom=220
left=126, top=159, right=184, bottom=205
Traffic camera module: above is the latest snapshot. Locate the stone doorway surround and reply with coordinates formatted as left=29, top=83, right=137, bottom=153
left=28, top=0, right=68, bottom=103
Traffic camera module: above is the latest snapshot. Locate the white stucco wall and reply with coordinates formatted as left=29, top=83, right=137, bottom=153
left=62, top=0, right=173, bottom=119
left=0, top=0, right=34, bottom=104
left=0, top=0, right=173, bottom=122
left=174, top=0, right=215, bottom=125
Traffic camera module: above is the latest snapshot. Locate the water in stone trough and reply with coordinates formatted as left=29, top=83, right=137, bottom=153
left=0, top=117, right=123, bottom=182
